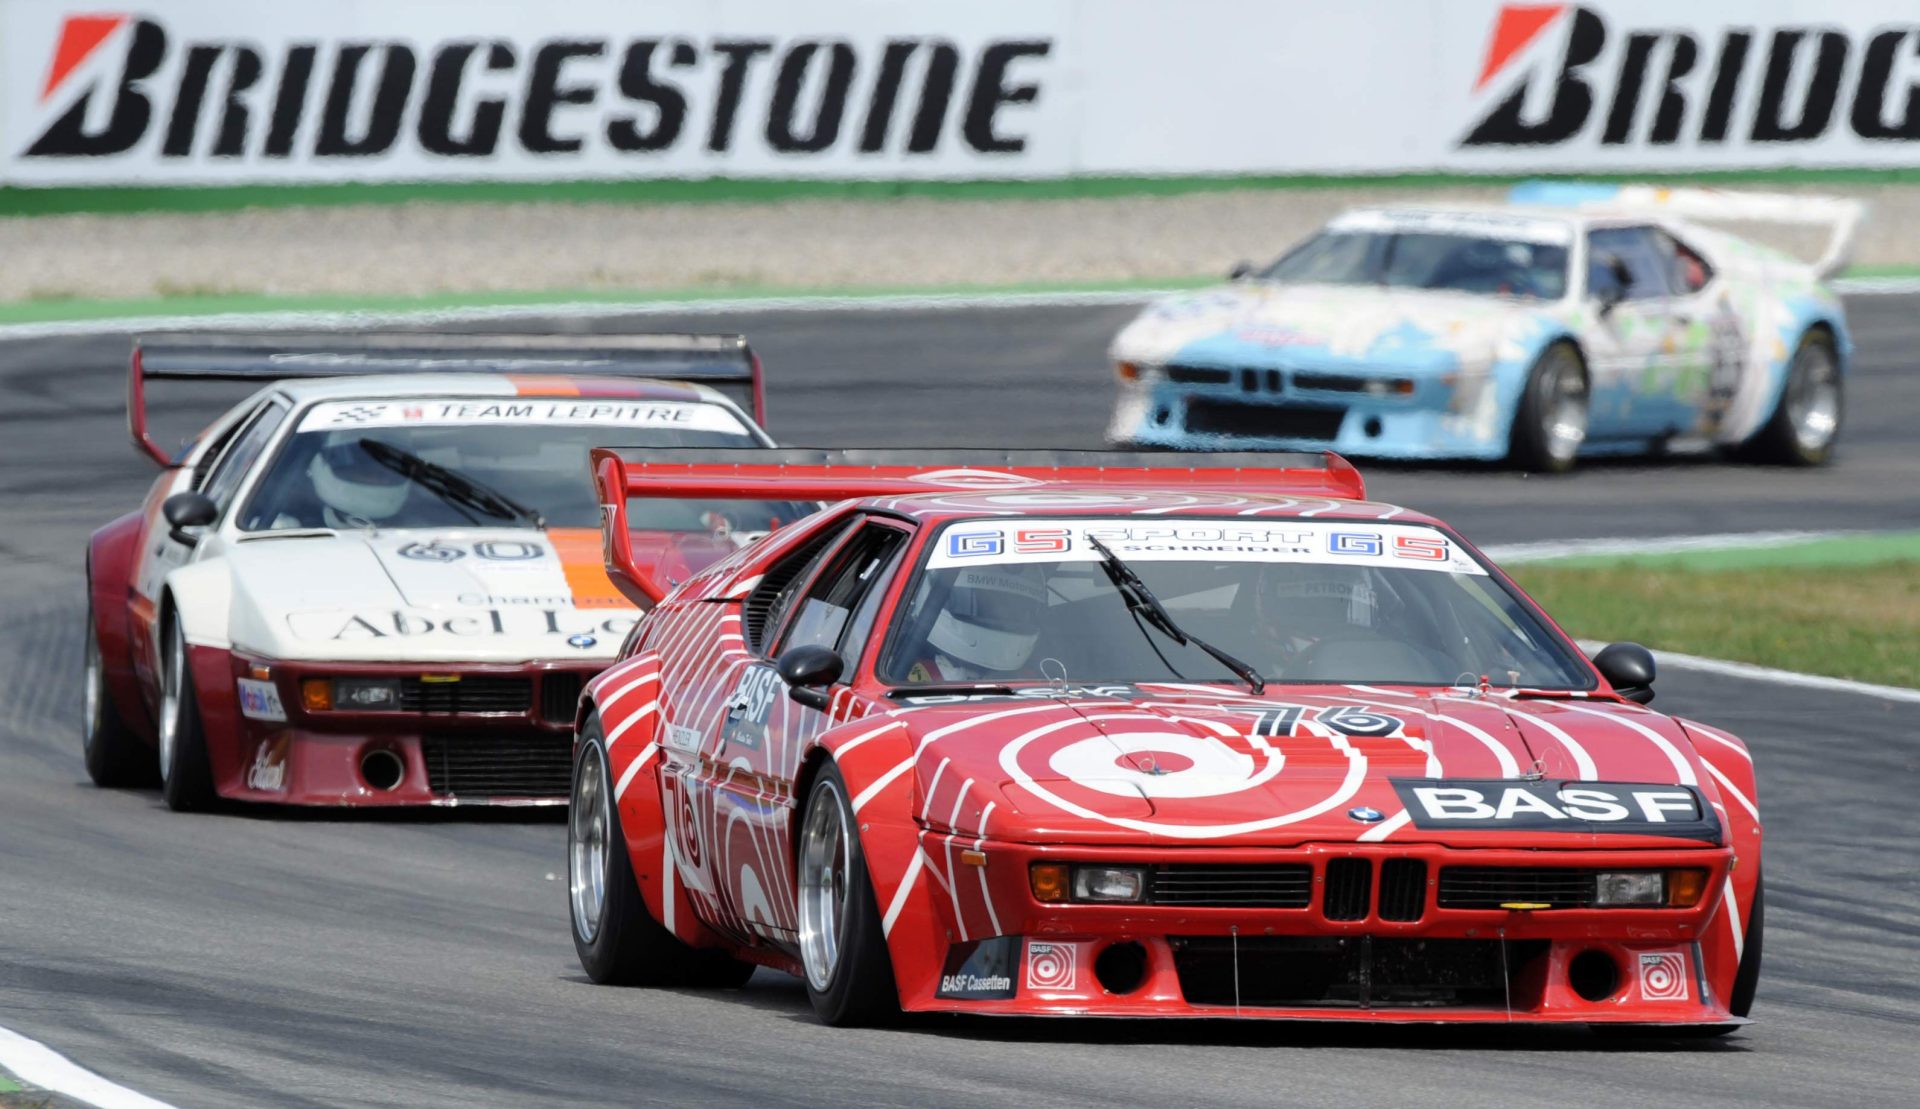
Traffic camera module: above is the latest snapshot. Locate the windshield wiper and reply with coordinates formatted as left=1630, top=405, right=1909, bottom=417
left=1085, top=535, right=1264, bottom=694
left=357, top=438, right=546, bottom=528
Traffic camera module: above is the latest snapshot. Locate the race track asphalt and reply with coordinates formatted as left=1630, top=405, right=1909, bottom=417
left=0, top=295, right=1915, bottom=1108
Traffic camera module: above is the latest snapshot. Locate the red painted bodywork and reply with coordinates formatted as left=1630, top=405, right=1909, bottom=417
left=580, top=457, right=1763, bottom=1024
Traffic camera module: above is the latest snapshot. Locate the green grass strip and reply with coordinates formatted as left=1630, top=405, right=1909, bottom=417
left=1518, top=560, right=1920, bottom=688
left=0, top=274, right=1214, bottom=328
left=1532, top=531, right=1920, bottom=572
left=0, top=1074, right=20, bottom=1092
left=13, top=165, right=1920, bottom=217
left=1515, top=537, right=1920, bottom=687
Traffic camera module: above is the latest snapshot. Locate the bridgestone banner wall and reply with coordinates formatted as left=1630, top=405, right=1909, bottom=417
left=8, top=0, right=1920, bottom=186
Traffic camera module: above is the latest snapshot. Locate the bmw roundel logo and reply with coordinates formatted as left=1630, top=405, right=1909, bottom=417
left=566, top=634, right=598, bottom=649
left=1348, top=806, right=1385, bottom=823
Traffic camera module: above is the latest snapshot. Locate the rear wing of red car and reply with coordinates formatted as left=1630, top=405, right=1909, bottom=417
left=129, top=331, right=765, bottom=465
left=589, top=447, right=1365, bottom=604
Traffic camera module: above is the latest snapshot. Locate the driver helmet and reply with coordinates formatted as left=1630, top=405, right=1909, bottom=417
left=927, top=565, right=1047, bottom=675
left=1255, top=564, right=1378, bottom=643
left=309, top=438, right=408, bottom=524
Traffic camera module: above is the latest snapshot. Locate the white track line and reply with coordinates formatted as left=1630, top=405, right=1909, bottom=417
left=1484, top=529, right=1868, bottom=564
left=0, top=1025, right=175, bottom=1109
left=0, top=287, right=1195, bottom=342
left=5, top=274, right=1920, bottom=344
left=1573, top=639, right=1920, bottom=704
left=0, top=274, right=1913, bottom=342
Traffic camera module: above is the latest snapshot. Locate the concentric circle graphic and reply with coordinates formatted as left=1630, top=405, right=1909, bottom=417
left=1027, top=942, right=1077, bottom=990
left=996, top=712, right=1365, bottom=839
left=1047, top=731, right=1282, bottom=799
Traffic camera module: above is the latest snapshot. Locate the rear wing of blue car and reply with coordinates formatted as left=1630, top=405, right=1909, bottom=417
left=129, top=331, right=765, bottom=465
left=1509, top=181, right=1864, bottom=280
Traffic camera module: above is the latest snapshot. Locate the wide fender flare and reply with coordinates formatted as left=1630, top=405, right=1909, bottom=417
left=162, top=560, right=234, bottom=650
left=88, top=510, right=152, bottom=739
left=1488, top=327, right=1583, bottom=447
left=809, top=714, right=957, bottom=1002
left=1733, top=299, right=1849, bottom=444
left=1677, top=717, right=1764, bottom=1001
left=583, top=653, right=730, bottom=950
left=154, top=561, right=249, bottom=790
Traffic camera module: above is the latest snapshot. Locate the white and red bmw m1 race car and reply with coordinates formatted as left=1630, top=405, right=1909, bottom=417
left=83, top=332, right=811, bottom=810
left=565, top=449, right=1762, bottom=1031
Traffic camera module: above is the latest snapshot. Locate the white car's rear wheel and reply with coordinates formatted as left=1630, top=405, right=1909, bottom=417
left=82, top=600, right=156, bottom=788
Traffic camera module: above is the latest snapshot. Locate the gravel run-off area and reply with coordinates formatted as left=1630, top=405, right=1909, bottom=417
left=4, top=182, right=1919, bottom=303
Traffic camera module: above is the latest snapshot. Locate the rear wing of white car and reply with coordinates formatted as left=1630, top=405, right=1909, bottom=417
left=129, top=331, right=765, bottom=465
left=1508, top=181, right=1864, bottom=281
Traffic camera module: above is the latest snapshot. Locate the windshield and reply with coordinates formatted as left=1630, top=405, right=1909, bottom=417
left=1262, top=226, right=1570, bottom=300
left=879, top=518, right=1591, bottom=688
left=238, top=397, right=812, bottom=533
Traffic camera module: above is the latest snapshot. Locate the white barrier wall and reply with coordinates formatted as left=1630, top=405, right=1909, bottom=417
left=6, top=0, right=1920, bottom=185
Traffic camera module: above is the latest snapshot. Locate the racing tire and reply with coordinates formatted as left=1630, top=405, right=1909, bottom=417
left=82, top=600, right=157, bottom=788
left=797, top=762, right=900, bottom=1027
left=1742, top=330, right=1841, bottom=466
left=157, top=611, right=218, bottom=812
left=568, top=716, right=755, bottom=989
left=1727, top=873, right=1764, bottom=1019
left=1507, top=341, right=1589, bottom=474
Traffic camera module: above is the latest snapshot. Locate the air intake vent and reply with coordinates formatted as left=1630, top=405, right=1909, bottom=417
left=1151, top=864, right=1312, bottom=908
left=1166, top=364, right=1232, bottom=385
left=1378, top=859, right=1428, bottom=922
left=1323, top=858, right=1371, bottom=921
left=540, top=672, right=584, bottom=724
left=1438, top=867, right=1602, bottom=910
left=421, top=731, right=572, bottom=798
left=742, top=524, right=846, bottom=652
left=399, top=677, right=531, bottom=714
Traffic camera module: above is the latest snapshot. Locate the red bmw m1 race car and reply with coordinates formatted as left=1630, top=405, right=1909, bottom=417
left=567, top=449, right=1762, bottom=1030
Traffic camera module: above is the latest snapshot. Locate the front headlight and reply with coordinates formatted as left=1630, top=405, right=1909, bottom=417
left=1072, top=866, right=1147, bottom=902
left=1594, top=871, right=1665, bottom=906
left=332, top=678, right=403, bottom=710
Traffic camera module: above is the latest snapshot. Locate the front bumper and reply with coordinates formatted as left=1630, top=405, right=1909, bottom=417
left=193, top=646, right=603, bottom=806
left=904, top=836, right=1738, bottom=1024
left=1108, top=366, right=1510, bottom=461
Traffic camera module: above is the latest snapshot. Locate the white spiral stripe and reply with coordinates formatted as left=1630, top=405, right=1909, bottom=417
left=1501, top=705, right=1599, bottom=781
left=998, top=716, right=1369, bottom=839
left=1558, top=702, right=1698, bottom=785
left=881, top=850, right=926, bottom=937
left=1701, top=760, right=1761, bottom=823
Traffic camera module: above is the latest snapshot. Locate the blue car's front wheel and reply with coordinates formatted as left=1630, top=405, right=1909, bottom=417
left=1508, top=341, right=1589, bottom=473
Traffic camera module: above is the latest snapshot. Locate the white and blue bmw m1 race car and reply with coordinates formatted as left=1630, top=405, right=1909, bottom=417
left=1107, top=184, right=1861, bottom=471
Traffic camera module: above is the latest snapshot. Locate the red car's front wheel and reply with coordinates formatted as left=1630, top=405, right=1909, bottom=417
left=797, top=762, right=898, bottom=1026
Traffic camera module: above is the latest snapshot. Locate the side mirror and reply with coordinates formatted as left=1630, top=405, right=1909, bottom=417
left=162, top=491, right=218, bottom=546
left=1594, top=253, right=1632, bottom=315
left=777, top=643, right=844, bottom=710
left=1592, top=641, right=1655, bottom=704
left=1228, top=260, right=1254, bottom=280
